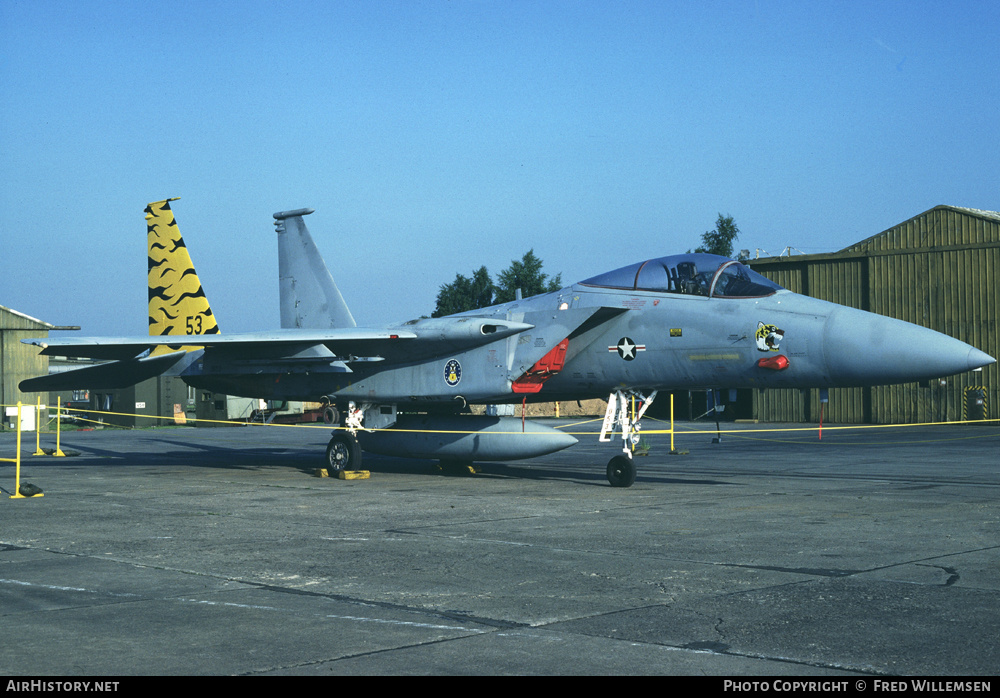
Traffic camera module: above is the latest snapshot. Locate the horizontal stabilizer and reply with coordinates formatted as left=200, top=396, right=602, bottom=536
left=19, top=351, right=187, bottom=392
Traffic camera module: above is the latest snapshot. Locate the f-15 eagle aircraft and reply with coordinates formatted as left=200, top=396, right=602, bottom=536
left=21, top=199, right=995, bottom=487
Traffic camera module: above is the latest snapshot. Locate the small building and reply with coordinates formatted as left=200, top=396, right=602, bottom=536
left=1, top=305, right=78, bottom=428
left=746, top=205, right=998, bottom=424
left=86, top=376, right=195, bottom=429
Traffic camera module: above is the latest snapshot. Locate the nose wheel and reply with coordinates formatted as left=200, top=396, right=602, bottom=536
left=606, top=455, right=636, bottom=488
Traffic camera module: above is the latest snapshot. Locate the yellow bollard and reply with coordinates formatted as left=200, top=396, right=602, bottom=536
left=10, top=402, right=44, bottom=499
left=53, top=396, right=66, bottom=457
left=669, top=393, right=687, bottom=455
left=33, top=397, right=45, bottom=456
left=670, top=393, right=675, bottom=453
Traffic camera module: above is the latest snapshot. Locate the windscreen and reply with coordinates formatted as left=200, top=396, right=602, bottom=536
left=581, top=253, right=782, bottom=298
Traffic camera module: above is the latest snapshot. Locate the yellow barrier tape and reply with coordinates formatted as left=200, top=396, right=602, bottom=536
left=640, top=414, right=1000, bottom=434
left=639, top=414, right=1000, bottom=446
left=19, top=406, right=570, bottom=436
left=2, top=402, right=996, bottom=438
left=554, top=417, right=605, bottom=430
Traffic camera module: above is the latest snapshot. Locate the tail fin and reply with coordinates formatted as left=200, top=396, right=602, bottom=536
left=146, top=198, right=219, bottom=353
left=273, top=208, right=357, bottom=329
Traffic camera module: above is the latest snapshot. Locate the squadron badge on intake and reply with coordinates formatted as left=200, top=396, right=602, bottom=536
left=755, top=322, right=785, bottom=352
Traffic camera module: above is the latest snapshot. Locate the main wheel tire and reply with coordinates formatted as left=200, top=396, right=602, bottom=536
left=323, top=406, right=340, bottom=425
left=326, top=433, right=361, bottom=472
left=606, top=455, right=636, bottom=488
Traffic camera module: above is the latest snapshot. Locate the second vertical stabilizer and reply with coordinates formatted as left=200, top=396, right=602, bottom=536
left=273, top=208, right=357, bottom=329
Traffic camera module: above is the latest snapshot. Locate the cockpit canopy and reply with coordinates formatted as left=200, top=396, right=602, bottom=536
left=580, top=253, right=783, bottom=298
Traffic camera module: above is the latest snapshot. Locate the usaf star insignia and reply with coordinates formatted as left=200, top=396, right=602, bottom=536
left=609, top=337, right=646, bottom=361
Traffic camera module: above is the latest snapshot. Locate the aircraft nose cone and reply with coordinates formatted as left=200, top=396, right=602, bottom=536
left=825, top=307, right=995, bottom=386
left=967, top=347, right=997, bottom=371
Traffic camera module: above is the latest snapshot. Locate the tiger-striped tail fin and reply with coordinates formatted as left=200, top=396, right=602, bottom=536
left=146, top=198, right=219, bottom=354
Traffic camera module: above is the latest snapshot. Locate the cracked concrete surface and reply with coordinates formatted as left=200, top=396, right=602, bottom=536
left=2, top=422, right=998, bottom=675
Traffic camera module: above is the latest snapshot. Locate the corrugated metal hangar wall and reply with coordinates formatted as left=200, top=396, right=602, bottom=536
left=748, top=205, right=999, bottom=424
left=1, top=305, right=53, bottom=412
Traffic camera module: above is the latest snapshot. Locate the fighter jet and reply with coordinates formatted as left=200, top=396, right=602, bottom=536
left=21, top=199, right=995, bottom=487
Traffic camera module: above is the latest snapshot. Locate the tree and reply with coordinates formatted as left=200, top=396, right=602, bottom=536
left=695, top=213, right=740, bottom=258
left=432, top=265, right=494, bottom=318
left=493, top=249, right=562, bottom=304
left=431, top=250, right=563, bottom=316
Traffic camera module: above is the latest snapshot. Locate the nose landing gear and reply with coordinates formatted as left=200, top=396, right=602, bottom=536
left=600, top=389, right=657, bottom=487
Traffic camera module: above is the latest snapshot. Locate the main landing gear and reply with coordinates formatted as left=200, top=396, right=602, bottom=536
left=324, top=401, right=366, bottom=473
left=325, top=431, right=361, bottom=472
left=600, top=389, right=657, bottom=488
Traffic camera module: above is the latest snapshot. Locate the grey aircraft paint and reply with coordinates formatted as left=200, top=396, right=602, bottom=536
left=20, top=206, right=995, bottom=486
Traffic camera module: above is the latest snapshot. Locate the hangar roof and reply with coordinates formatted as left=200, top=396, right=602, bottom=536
left=0, top=304, right=78, bottom=331
left=840, top=204, right=1000, bottom=254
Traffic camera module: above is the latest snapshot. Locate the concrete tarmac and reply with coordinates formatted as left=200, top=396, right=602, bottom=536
left=1, top=419, right=998, bottom=676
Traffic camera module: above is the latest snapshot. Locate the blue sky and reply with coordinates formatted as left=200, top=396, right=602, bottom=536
left=2, top=0, right=997, bottom=336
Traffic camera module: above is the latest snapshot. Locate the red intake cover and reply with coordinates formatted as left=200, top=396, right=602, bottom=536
left=757, top=355, right=790, bottom=370
left=512, top=338, right=569, bottom=394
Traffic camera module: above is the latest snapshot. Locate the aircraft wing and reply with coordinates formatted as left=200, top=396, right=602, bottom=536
left=18, top=351, right=189, bottom=392
left=23, top=337, right=198, bottom=361
left=23, top=319, right=534, bottom=364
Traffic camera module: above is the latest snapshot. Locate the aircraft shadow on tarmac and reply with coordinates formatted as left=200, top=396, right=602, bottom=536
left=450, top=460, right=734, bottom=487
left=20, top=435, right=732, bottom=486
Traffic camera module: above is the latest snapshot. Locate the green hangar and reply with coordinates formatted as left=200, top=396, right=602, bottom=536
left=748, top=205, right=998, bottom=424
